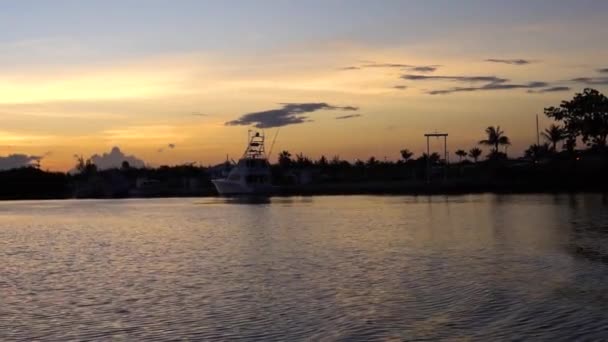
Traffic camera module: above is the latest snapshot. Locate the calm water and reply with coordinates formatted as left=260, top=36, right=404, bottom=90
left=2, top=194, right=608, bottom=341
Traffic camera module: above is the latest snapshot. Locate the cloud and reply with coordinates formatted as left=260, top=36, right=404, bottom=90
left=339, top=62, right=440, bottom=73
left=570, top=77, right=608, bottom=85
left=335, top=114, right=362, bottom=120
left=598, top=68, right=608, bottom=73
left=362, top=63, right=412, bottom=68
left=89, top=146, right=145, bottom=169
left=226, top=103, right=358, bottom=128
left=485, top=58, right=533, bottom=65
left=428, top=81, right=548, bottom=95
left=527, top=86, right=571, bottom=94
left=158, top=143, right=176, bottom=153
left=393, top=85, right=408, bottom=90
left=0, top=154, right=42, bottom=170
left=410, top=66, right=438, bottom=73
left=191, top=112, right=208, bottom=117
left=402, top=73, right=553, bottom=95
left=402, top=74, right=508, bottom=83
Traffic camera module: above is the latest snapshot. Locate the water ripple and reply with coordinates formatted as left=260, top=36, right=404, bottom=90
left=2, top=195, right=608, bottom=340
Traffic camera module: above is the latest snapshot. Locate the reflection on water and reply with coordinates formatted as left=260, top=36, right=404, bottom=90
left=2, top=194, right=608, bottom=340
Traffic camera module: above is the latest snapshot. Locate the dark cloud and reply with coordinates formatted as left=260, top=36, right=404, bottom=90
left=597, top=68, right=608, bottom=73
left=527, top=86, right=571, bottom=94
left=485, top=58, right=532, bottom=65
left=339, top=62, right=440, bottom=73
left=0, top=154, right=42, bottom=170
left=90, top=147, right=145, bottom=169
left=168, top=143, right=176, bottom=149
left=402, top=72, right=554, bottom=95
left=226, top=103, right=358, bottom=128
left=570, top=77, right=608, bottom=85
left=393, top=85, right=408, bottom=90
left=410, top=66, right=438, bottom=73
left=335, top=114, right=362, bottom=120
left=428, top=81, right=548, bottom=95
left=402, top=74, right=508, bottom=83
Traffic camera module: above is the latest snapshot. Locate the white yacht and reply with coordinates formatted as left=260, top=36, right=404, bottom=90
left=211, top=131, right=275, bottom=196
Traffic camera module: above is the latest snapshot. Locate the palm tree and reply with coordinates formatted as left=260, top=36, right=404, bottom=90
left=468, top=147, right=482, bottom=163
left=400, top=149, right=414, bottom=162
left=541, top=124, right=565, bottom=152
left=479, top=126, right=511, bottom=153
left=455, top=149, right=467, bottom=162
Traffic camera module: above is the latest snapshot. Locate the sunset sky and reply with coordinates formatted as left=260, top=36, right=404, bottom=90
left=1, top=0, right=608, bottom=171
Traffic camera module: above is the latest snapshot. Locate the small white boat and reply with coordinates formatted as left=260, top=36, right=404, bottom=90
left=212, top=131, right=275, bottom=196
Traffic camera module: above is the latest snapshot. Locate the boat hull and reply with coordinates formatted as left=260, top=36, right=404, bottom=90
left=211, top=179, right=275, bottom=196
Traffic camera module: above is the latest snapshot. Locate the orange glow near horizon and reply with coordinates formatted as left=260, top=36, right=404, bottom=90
left=1, top=46, right=607, bottom=171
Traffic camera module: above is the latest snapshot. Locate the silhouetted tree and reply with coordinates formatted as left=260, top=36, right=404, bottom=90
left=468, top=147, right=482, bottom=163
left=278, top=150, right=292, bottom=168
left=74, top=155, right=97, bottom=175
left=541, top=124, right=565, bottom=152
left=121, top=160, right=131, bottom=170
left=316, top=155, right=328, bottom=167
left=545, top=88, right=608, bottom=149
left=455, top=149, right=467, bottom=162
left=400, top=149, right=414, bottom=162
left=295, top=153, right=313, bottom=167
left=330, top=155, right=342, bottom=166
left=366, top=156, right=379, bottom=167
left=419, top=152, right=441, bottom=164
left=525, top=143, right=550, bottom=162
left=479, top=126, right=511, bottom=153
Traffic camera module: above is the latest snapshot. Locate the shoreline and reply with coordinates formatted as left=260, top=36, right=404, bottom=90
left=1, top=180, right=606, bottom=201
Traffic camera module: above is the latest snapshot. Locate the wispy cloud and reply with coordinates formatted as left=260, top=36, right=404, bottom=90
left=335, top=114, right=362, bottom=120
left=527, top=86, right=571, bottom=94
left=570, top=77, right=608, bottom=85
left=402, top=73, right=557, bottom=95
left=393, top=85, right=408, bottom=90
left=339, top=62, right=440, bottom=73
left=428, top=81, right=548, bottom=95
left=485, top=58, right=533, bottom=65
left=410, top=66, right=438, bottom=73
left=226, top=103, right=358, bottom=128
left=158, top=143, right=176, bottom=152
left=597, top=68, right=608, bottom=73
left=191, top=112, right=208, bottom=117
left=402, top=74, right=508, bottom=83
left=361, top=63, right=412, bottom=68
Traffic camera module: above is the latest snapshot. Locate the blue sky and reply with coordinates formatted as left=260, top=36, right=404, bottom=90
left=3, top=1, right=607, bottom=59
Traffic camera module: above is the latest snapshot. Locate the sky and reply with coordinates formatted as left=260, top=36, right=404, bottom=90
left=1, top=0, right=607, bottom=171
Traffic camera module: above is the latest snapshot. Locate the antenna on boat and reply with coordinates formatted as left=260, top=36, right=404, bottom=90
left=267, top=127, right=281, bottom=161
